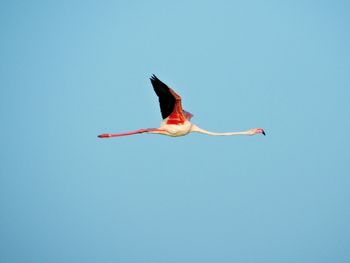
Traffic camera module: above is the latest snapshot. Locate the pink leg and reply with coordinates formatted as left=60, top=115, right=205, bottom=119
left=98, top=128, right=163, bottom=138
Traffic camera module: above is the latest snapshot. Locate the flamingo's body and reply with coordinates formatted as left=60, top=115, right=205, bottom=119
left=98, top=75, right=265, bottom=138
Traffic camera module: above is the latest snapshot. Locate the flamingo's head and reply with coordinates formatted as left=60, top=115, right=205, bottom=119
left=248, top=128, right=266, bottom=136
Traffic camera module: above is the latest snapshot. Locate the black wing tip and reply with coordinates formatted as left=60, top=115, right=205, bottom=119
left=150, top=74, right=158, bottom=81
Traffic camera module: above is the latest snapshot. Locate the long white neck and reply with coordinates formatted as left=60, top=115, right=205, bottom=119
left=190, top=124, right=251, bottom=136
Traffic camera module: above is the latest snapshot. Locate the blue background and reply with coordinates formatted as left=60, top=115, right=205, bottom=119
left=1, top=1, right=350, bottom=262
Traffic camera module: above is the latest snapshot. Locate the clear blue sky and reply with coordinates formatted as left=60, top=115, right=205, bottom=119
left=1, top=1, right=350, bottom=262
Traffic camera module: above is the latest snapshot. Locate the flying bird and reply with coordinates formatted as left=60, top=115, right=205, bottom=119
left=98, top=75, right=265, bottom=138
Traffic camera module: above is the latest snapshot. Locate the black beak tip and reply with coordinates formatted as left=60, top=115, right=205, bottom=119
left=262, top=130, right=266, bottom=136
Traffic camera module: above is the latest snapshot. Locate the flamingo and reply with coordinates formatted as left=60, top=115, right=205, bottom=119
left=98, top=75, right=265, bottom=138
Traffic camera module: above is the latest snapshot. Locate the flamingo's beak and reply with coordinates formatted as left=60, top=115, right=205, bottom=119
left=262, top=130, right=266, bottom=136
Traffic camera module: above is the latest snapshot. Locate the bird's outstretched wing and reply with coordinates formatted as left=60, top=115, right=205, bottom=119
left=150, top=75, right=193, bottom=124
left=150, top=74, right=176, bottom=119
